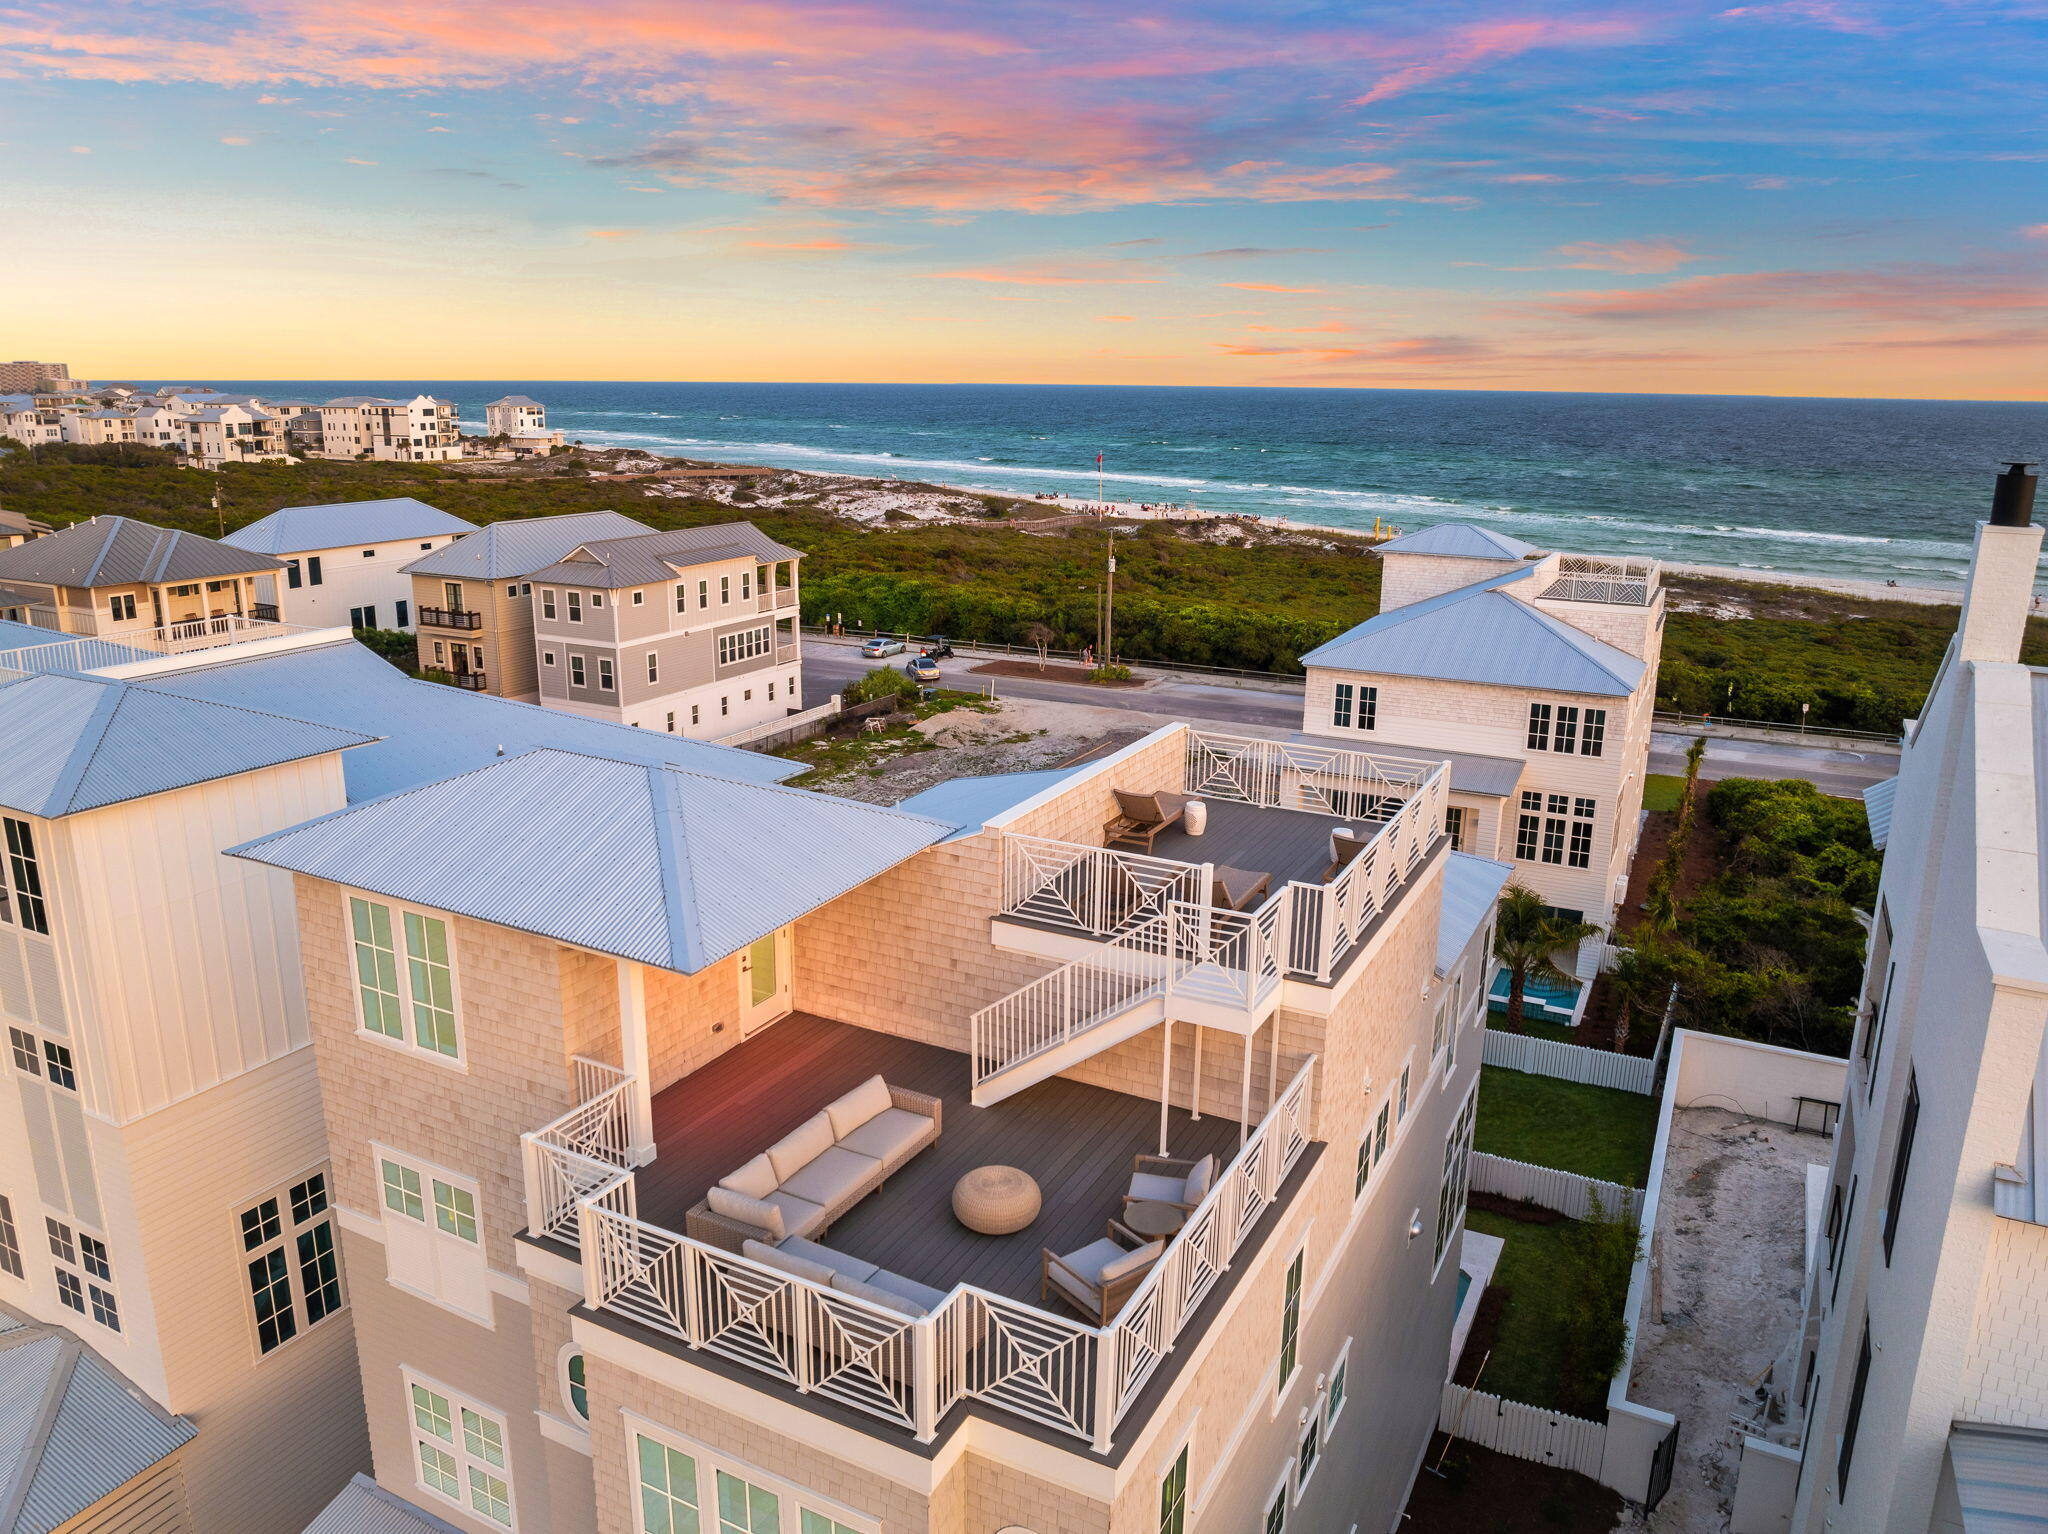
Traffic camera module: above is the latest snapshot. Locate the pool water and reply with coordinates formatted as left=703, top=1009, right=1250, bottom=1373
left=1456, top=1270, right=1471, bottom=1311
left=1487, top=965, right=1581, bottom=1024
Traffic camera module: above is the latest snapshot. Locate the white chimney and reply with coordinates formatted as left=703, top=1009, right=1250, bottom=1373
left=1954, top=463, right=2041, bottom=667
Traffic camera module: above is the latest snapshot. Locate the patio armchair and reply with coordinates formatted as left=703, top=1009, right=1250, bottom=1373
left=1209, top=864, right=1271, bottom=911
left=1123, top=1153, right=1218, bottom=1219
left=1321, top=832, right=1370, bottom=883
left=1104, top=789, right=1191, bottom=853
left=1041, top=1220, right=1165, bottom=1324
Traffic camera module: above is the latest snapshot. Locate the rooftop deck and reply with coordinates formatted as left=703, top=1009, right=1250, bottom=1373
left=1143, top=797, right=1369, bottom=890
left=636, top=1012, right=1244, bottom=1308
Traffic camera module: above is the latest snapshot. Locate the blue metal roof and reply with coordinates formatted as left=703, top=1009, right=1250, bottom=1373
left=143, top=640, right=798, bottom=801
left=0, top=1311, right=196, bottom=1534
left=1437, top=852, right=1512, bottom=974
left=1863, top=775, right=1896, bottom=851
left=230, top=748, right=954, bottom=973
left=1301, top=569, right=1644, bottom=697
left=1375, top=523, right=1540, bottom=561
left=301, top=1476, right=469, bottom=1534
left=0, top=670, right=377, bottom=818
left=222, top=497, right=476, bottom=555
left=1949, top=1423, right=2048, bottom=1532
left=400, top=511, right=653, bottom=579
left=0, top=624, right=156, bottom=670
left=895, top=767, right=1084, bottom=841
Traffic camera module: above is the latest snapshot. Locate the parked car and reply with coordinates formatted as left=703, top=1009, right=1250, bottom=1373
left=904, top=654, right=942, bottom=683
left=860, top=635, right=906, bottom=658
left=920, top=635, right=955, bottom=660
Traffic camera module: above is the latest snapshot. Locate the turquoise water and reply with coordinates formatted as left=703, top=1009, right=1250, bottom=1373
left=1456, top=1270, right=1472, bottom=1311
left=1488, top=966, right=1581, bottom=1023
left=188, top=378, right=2044, bottom=590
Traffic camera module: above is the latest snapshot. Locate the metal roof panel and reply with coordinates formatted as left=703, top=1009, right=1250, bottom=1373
left=223, top=497, right=476, bottom=555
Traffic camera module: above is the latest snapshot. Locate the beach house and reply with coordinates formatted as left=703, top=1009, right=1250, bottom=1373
left=225, top=497, right=478, bottom=632
left=1298, top=523, right=1663, bottom=1018
left=404, top=511, right=654, bottom=698
left=0, top=514, right=287, bottom=638
left=525, top=521, right=804, bottom=735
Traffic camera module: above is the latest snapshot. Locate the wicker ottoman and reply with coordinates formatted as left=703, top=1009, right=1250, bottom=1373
left=952, top=1165, right=1042, bottom=1235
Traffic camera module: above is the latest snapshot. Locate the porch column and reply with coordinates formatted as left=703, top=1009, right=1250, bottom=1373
left=1190, top=1025, right=1203, bottom=1121
left=1158, top=1020, right=1173, bottom=1156
left=617, top=960, right=657, bottom=1164
left=1240, top=1029, right=1254, bottom=1150
left=1268, top=1014, right=1282, bottom=1116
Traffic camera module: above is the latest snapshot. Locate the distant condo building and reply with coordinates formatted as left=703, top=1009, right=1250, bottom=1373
left=0, top=360, right=76, bottom=391
left=310, top=396, right=463, bottom=462
left=1299, top=523, right=1663, bottom=1020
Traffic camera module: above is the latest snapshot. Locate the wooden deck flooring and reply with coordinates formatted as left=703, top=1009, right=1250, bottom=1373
left=1146, top=799, right=1378, bottom=890
left=639, top=1013, right=1246, bottom=1308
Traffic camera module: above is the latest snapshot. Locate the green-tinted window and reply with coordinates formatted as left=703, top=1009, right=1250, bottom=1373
left=435, top=1180, right=479, bottom=1243
left=382, top=1160, right=424, bottom=1221
left=418, top=1442, right=460, bottom=1499
left=638, top=1436, right=701, bottom=1534
left=403, top=911, right=458, bottom=1056
left=800, top=1513, right=857, bottom=1534
left=566, top=1352, right=589, bottom=1420
left=412, top=1383, right=452, bottom=1440
left=1279, top=1250, right=1305, bottom=1385
left=717, top=1470, right=781, bottom=1534
left=462, top=1406, right=505, bottom=1468
left=1158, top=1444, right=1188, bottom=1534
left=350, top=897, right=403, bottom=1038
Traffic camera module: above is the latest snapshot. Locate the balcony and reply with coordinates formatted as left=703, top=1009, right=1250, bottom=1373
left=1544, top=553, right=1660, bottom=606
left=417, top=606, right=484, bottom=631
left=251, top=602, right=280, bottom=622
left=424, top=668, right=487, bottom=691
left=524, top=1014, right=1316, bottom=1453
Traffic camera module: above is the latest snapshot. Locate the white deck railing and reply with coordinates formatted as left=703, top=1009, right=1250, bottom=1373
left=1185, top=729, right=1441, bottom=819
left=557, top=1055, right=1319, bottom=1452
left=1001, top=834, right=1204, bottom=937
left=1546, top=553, right=1659, bottom=606
left=522, top=1056, right=637, bottom=1244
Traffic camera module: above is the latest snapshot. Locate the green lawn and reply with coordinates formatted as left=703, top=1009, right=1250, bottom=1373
left=1474, top=1066, right=1659, bottom=1188
left=1642, top=773, right=1687, bottom=814
left=1464, top=1211, right=1611, bottom=1418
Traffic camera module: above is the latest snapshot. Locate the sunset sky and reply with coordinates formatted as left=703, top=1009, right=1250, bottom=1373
left=1, top=0, right=2041, bottom=397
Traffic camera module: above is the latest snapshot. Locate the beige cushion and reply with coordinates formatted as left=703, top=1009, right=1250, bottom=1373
left=867, top=1268, right=948, bottom=1312
left=825, top=1075, right=894, bottom=1138
left=776, top=1236, right=878, bottom=1284
left=765, top=1191, right=826, bottom=1238
left=1182, top=1156, right=1217, bottom=1205
left=742, top=1238, right=835, bottom=1286
left=1128, top=1172, right=1188, bottom=1205
left=721, top=1154, right=780, bottom=1200
left=778, top=1146, right=881, bottom=1208
left=838, top=1107, right=931, bottom=1167
left=765, top=1112, right=835, bottom=1182
left=706, top=1186, right=786, bottom=1241
left=1099, top=1240, right=1163, bottom=1285
left=831, top=1272, right=927, bottom=1318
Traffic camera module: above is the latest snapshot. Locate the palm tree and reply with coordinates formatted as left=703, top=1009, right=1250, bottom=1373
left=1493, top=883, right=1599, bottom=1034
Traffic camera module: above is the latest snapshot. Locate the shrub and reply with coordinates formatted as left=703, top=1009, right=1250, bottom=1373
left=1544, top=1195, right=1640, bottom=1410
left=843, top=665, right=918, bottom=705
left=1089, top=663, right=1132, bottom=681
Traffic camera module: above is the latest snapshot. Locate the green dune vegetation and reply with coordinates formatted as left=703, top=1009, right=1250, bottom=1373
left=4, top=445, right=2040, bottom=734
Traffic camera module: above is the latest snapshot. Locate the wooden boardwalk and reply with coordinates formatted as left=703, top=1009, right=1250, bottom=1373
left=639, top=1013, right=1242, bottom=1308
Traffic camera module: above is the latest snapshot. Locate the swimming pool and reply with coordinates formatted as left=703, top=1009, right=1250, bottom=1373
left=1486, top=965, right=1581, bottom=1024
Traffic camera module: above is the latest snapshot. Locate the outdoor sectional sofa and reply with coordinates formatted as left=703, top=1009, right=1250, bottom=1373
left=686, top=1074, right=941, bottom=1252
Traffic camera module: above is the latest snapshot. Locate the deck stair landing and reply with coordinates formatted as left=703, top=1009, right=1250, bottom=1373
left=970, top=900, right=1283, bottom=1105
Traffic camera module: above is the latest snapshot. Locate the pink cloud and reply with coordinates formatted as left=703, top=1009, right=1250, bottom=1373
left=1552, top=238, right=1696, bottom=273
left=1542, top=265, right=2048, bottom=323
left=1221, top=281, right=1325, bottom=293
left=584, top=227, right=639, bottom=240
left=1350, top=17, right=1647, bottom=107
left=2024, top=225, right=2048, bottom=241
left=937, top=263, right=1160, bottom=286
left=1716, top=1, right=1885, bottom=35
left=743, top=238, right=861, bottom=251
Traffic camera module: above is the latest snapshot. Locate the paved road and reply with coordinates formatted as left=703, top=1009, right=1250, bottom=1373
left=803, top=639, right=1896, bottom=794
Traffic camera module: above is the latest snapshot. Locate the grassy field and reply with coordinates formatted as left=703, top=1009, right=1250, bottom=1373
left=1642, top=773, right=1687, bottom=814
left=1474, top=1066, right=1659, bottom=1187
left=1463, top=1210, right=1601, bottom=1414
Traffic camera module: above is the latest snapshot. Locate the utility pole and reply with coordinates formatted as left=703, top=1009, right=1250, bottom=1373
left=1104, top=535, right=1116, bottom=665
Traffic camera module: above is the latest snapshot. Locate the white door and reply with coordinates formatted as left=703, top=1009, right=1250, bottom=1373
left=737, top=927, right=792, bottom=1037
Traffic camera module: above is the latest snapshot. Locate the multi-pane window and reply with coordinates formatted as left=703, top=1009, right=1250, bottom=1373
left=637, top=1436, right=700, bottom=1534
left=718, top=626, right=773, bottom=666
left=1516, top=792, right=1596, bottom=868
left=567, top=591, right=583, bottom=623
left=647, top=652, right=659, bottom=684
left=7, top=1028, right=37, bottom=1076
left=598, top=658, right=615, bottom=691
left=1295, top=1407, right=1321, bottom=1494
left=41, top=1041, right=75, bottom=1090
left=350, top=897, right=458, bottom=1060
left=1330, top=681, right=1377, bottom=731
left=1528, top=703, right=1606, bottom=756
left=1399, top=1064, right=1411, bottom=1120
left=0, top=1194, right=19, bottom=1279
left=3, top=817, right=50, bottom=934
left=675, top=584, right=688, bottom=613
left=240, top=1170, right=342, bottom=1355
left=1264, top=1481, right=1287, bottom=1534
left=540, top=589, right=557, bottom=619
left=408, top=1378, right=513, bottom=1528
left=570, top=655, right=586, bottom=686
left=1436, top=1084, right=1479, bottom=1264
left=1278, top=1248, right=1305, bottom=1387
left=698, top=579, right=709, bottom=609
left=47, top=1218, right=117, bottom=1331
left=1327, top=1348, right=1349, bottom=1427
left=1882, top=1071, right=1920, bottom=1264
left=1159, top=1444, right=1188, bottom=1534
left=720, top=576, right=731, bottom=605
left=1444, top=805, right=1467, bottom=851
left=380, top=1153, right=489, bottom=1319
left=717, top=1469, right=782, bottom=1534
left=1838, top=1322, right=1872, bottom=1496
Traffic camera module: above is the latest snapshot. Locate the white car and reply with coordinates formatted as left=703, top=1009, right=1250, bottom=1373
left=860, top=636, right=906, bottom=658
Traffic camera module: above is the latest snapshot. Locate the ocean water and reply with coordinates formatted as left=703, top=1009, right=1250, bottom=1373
left=202, top=381, right=2043, bottom=589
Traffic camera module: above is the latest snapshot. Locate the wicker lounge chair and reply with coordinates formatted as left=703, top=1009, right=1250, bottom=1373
left=1104, top=789, right=1191, bottom=852
left=1210, top=864, right=1272, bottom=911
left=1322, top=832, right=1371, bottom=883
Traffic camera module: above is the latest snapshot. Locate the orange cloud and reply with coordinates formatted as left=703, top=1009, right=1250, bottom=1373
left=584, top=227, right=639, bottom=240
left=1552, top=238, right=1696, bottom=274
left=1221, top=282, right=1325, bottom=293
left=938, top=264, right=1161, bottom=286
left=1542, top=265, right=2048, bottom=323
left=743, top=238, right=861, bottom=251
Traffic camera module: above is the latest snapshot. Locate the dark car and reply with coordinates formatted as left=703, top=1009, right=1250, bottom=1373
left=920, top=635, right=955, bottom=660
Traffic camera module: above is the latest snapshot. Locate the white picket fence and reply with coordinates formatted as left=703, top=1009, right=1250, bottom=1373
left=1483, top=1030, right=1656, bottom=1095
left=712, top=694, right=842, bottom=749
left=1439, top=1382, right=1607, bottom=1479
left=1469, top=1152, right=1644, bottom=1224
